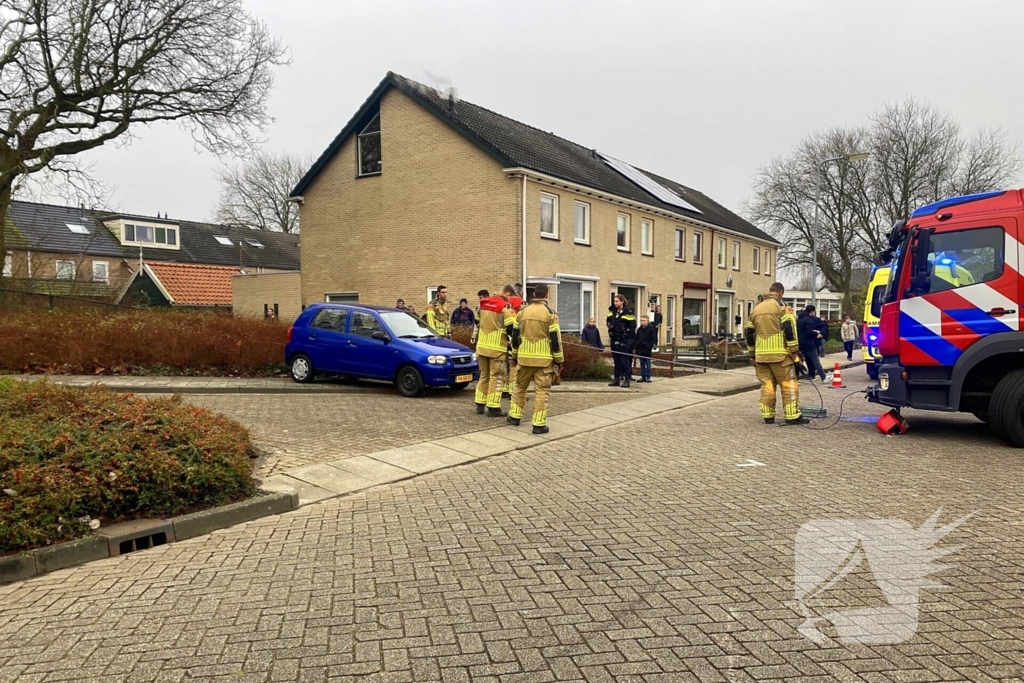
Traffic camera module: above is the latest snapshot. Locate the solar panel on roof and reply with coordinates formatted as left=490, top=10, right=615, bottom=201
left=597, top=153, right=702, bottom=214
left=66, top=223, right=90, bottom=234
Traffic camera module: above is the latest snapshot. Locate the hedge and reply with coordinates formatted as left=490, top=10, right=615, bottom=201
left=0, top=379, right=258, bottom=554
left=450, top=327, right=610, bottom=381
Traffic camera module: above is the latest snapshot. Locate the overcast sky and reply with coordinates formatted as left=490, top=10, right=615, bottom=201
left=63, top=0, right=1024, bottom=224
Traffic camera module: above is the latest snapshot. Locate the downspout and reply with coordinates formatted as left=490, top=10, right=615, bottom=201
left=708, top=227, right=715, bottom=336
left=521, top=174, right=527, bottom=288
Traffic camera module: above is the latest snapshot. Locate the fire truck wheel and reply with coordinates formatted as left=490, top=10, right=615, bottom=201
left=989, top=369, right=1024, bottom=447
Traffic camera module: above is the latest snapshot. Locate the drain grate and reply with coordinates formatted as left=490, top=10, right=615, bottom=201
left=98, top=520, right=175, bottom=557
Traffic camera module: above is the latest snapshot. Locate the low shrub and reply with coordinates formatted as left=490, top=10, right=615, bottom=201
left=0, top=380, right=258, bottom=554
left=449, top=326, right=609, bottom=382
left=0, top=309, right=287, bottom=376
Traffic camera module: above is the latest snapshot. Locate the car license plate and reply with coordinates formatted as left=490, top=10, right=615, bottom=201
left=456, top=374, right=474, bottom=383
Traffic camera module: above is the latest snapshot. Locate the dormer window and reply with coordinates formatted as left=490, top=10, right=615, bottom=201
left=358, top=114, right=381, bottom=177
left=124, top=222, right=177, bottom=247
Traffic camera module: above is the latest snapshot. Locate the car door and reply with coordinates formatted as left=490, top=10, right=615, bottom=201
left=900, top=219, right=1018, bottom=366
left=306, top=307, right=350, bottom=372
left=343, top=311, right=394, bottom=379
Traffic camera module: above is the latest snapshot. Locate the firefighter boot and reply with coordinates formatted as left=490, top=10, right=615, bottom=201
left=476, top=404, right=485, bottom=415
left=506, top=416, right=521, bottom=426
left=487, top=407, right=506, bottom=418
left=532, top=425, right=549, bottom=435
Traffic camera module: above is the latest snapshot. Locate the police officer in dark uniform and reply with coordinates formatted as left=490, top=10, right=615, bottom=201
left=606, top=294, right=636, bottom=388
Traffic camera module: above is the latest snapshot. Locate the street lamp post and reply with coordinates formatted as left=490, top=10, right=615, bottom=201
left=810, top=152, right=870, bottom=311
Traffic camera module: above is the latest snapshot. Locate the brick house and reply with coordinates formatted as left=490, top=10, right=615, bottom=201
left=290, top=72, right=781, bottom=343
left=2, top=200, right=299, bottom=309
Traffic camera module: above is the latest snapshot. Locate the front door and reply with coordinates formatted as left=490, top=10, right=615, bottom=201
left=612, top=286, right=641, bottom=315
left=899, top=219, right=1019, bottom=366
left=716, top=293, right=733, bottom=337
left=344, top=310, right=393, bottom=379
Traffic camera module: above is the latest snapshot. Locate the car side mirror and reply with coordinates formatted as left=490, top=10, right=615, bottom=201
left=908, top=229, right=933, bottom=297
left=372, top=331, right=390, bottom=343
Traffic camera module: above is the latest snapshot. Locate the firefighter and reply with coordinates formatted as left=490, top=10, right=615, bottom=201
left=426, top=284, right=451, bottom=338
left=507, top=283, right=563, bottom=434
left=745, top=282, right=809, bottom=425
left=502, top=288, right=526, bottom=398
left=472, top=287, right=517, bottom=416
left=606, top=294, right=636, bottom=388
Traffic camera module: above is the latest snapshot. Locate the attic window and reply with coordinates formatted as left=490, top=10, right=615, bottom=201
left=66, top=223, right=89, bottom=234
left=244, top=238, right=265, bottom=249
left=358, top=114, right=381, bottom=177
left=214, top=236, right=234, bottom=246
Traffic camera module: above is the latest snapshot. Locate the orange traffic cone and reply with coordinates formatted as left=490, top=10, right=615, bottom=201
left=830, top=362, right=846, bottom=388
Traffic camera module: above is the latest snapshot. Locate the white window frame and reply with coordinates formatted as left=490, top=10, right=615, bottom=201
left=573, top=201, right=590, bottom=244
left=732, top=241, right=740, bottom=271
left=325, top=292, right=359, bottom=303
left=123, top=222, right=178, bottom=249
left=717, top=237, right=727, bottom=268
left=66, top=223, right=89, bottom=235
left=753, top=246, right=760, bottom=273
left=558, top=279, right=596, bottom=333
left=92, top=261, right=109, bottom=284
left=426, top=286, right=441, bottom=303
left=766, top=249, right=772, bottom=276
left=616, top=213, right=631, bottom=252
left=693, top=231, right=703, bottom=264
left=2, top=253, right=11, bottom=277
left=674, top=227, right=685, bottom=261
left=666, top=295, right=676, bottom=342
left=540, top=192, right=559, bottom=239
left=641, top=219, right=653, bottom=256
left=55, top=260, right=76, bottom=280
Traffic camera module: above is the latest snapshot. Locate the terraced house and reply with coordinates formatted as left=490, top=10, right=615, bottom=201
left=291, top=72, right=780, bottom=343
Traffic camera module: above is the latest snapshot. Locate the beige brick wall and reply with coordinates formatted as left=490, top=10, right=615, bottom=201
left=523, top=180, right=778, bottom=344
left=298, top=88, right=522, bottom=311
left=232, top=271, right=303, bottom=322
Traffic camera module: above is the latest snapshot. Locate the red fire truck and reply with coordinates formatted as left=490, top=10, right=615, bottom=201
left=866, top=190, right=1024, bottom=447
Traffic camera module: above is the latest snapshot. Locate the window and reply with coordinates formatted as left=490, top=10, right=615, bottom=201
left=358, top=113, right=382, bottom=176
left=426, top=286, right=440, bottom=303
left=765, top=249, right=772, bottom=276
left=753, top=246, right=760, bottom=273
left=125, top=224, right=135, bottom=241
left=136, top=225, right=154, bottom=243
left=747, top=300, right=753, bottom=318
left=666, top=296, right=676, bottom=342
left=717, top=237, right=727, bottom=268
left=66, top=223, right=89, bottom=234
left=732, top=242, right=740, bottom=270
left=693, top=231, right=703, bottom=264
left=123, top=223, right=174, bottom=245
left=312, top=307, right=348, bottom=331
left=244, top=238, right=265, bottom=249
left=325, top=292, right=359, bottom=303
left=55, top=260, right=75, bottom=280
left=674, top=227, right=685, bottom=261
left=92, top=261, right=109, bottom=284
left=574, top=201, right=590, bottom=244
left=350, top=311, right=386, bottom=338
left=683, top=298, right=705, bottom=336
left=641, top=219, right=653, bottom=255
left=924, top=227, right=1003, bottom=294
left=617, top=213, right=630, bottom=251
left=558, top=280, right=595, bottom=333
left=540, top=193, right=558, bottom=238
left=214, top=236, right=234, bottom=246
left=167, top=229, right=177, bottom=245
left=2, top=253, right=11, bottom=277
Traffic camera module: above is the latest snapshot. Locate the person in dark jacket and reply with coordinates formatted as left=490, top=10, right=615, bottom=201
left=606, top=295, right=636, bottom=388
left=450, top=298, right=476, bottom=327
left=814, top=313, right=829, bottom=356
left=633, top=316, right=657, bottom=382
left=581, top=317, right=604, bottom=350
left=797, top=306, right=828, bottom=382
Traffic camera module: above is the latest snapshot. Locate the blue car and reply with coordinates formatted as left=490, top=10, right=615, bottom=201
left=285, top=303, right=479, bottom=397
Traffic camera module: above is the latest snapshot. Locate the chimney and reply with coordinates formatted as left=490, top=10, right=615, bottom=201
left=446, top=87, right=458, bottom=114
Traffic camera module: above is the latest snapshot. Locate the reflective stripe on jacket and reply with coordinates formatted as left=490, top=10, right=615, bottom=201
left=426, top=300, right=450, bottom=336
left=514, top=300, right=564, bottom=366
left=745, top=293, right=797, bottom=363
left=475, top=296, right=517, bottom=358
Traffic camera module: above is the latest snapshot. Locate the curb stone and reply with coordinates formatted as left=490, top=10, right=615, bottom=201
left=0, top=490, right=298, bottom=586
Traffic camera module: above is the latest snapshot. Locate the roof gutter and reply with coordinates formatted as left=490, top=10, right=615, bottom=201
left=502, top=167, right=779, bottom=247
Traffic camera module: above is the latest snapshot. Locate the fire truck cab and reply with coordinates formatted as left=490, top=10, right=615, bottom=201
left=867, top=189, right=1024, bottom=447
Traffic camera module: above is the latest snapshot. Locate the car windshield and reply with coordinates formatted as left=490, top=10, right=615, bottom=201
left=380, top=310, right=437, bottom=338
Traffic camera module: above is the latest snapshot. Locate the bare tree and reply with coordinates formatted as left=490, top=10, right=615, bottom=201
left=746, top=99, right=1022, bottom=313
left=0, top=0, right=288, bottom=262
left=215, top=151, right=312, bottom=233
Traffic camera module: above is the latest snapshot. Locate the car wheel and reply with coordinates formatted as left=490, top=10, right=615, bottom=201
left=866, top=364, right=879, bottom=380
left=290, top=354, right=315, bottom=384
left=988, top=368, right=1024, bottom=446
left=452, top=382, right=470, bottom=390
left=396, top=366, right=425, bottom=397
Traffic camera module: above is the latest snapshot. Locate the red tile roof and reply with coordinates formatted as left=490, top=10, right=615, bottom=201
left=145, top=262, right=241, bottom=306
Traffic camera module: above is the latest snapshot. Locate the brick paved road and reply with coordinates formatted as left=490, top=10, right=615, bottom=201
left=1, top=368, right=1023, bottom=682
left=186, top=390, right=640, bottom=477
